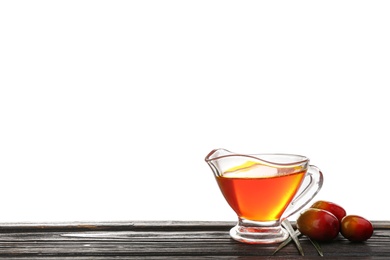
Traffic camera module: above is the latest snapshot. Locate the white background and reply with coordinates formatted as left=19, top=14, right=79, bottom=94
left=0, top=1, right=389, bottom=223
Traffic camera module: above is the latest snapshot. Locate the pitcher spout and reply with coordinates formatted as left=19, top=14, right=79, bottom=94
left=205, top=148, right=233, bottom=162
left=205, top=148, right=257, bottom=178
left=205, top=148, right=232, bottom=177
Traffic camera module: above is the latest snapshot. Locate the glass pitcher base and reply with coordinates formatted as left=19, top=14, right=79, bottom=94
left=229, top=222, right=289, bottom=244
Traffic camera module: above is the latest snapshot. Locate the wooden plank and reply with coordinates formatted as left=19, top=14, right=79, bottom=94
left=0, top=221, right=388, bottom=259
left=2, top=220, right=388, bottom=231
left=0, top=221, right=233, bottom=232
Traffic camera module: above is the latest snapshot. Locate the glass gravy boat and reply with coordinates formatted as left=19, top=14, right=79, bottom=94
left=205, top=148, right=323, bottom=244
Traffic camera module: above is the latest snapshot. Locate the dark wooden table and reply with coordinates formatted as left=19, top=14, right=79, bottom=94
left=0, top=221, right=389, bottom=259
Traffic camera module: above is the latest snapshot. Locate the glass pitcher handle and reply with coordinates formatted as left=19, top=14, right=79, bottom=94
left=281, top=165, right=324, bottom=220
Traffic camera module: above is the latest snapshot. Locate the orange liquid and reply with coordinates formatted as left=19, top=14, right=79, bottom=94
left=216, top=171, right=306, bottom=221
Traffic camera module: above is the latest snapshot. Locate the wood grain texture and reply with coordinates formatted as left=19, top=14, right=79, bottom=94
left=0, top=221, right=389, bottom=259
